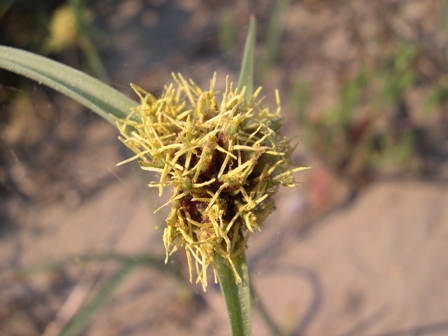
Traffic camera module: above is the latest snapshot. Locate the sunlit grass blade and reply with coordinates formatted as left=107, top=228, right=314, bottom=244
left=238, top=16, right=256, bottom=100
left=0, top=45, right=136, bottom=125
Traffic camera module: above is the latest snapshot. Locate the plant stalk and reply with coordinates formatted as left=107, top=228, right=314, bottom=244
left=214, top=253, right=252, bottom=336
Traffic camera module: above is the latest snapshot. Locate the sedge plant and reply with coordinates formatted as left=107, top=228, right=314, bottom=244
left=0, top=17, right=308, bottom=336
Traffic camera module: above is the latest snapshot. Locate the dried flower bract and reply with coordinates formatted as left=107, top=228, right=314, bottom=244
left=116, top=73, right=308, bottom=289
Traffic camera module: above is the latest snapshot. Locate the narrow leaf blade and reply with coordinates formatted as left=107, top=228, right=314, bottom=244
left=237, top=17, right=256, bottom=100
left=0, top=46, right=136, bottom=125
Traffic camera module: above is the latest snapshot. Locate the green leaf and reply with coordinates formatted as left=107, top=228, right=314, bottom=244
left=0, top=45, right=136, bottom=125
left=238, top=17, right=256, bottom=100
left=214, top=253, right=252, bottom=336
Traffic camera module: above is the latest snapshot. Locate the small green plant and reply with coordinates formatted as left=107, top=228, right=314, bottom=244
left=0, top=17, right=308, bottom=336
left=44, top=0, right=109, bottom=83
left=218, top=12, right=237, bottom=53
left=260, top=0, right=292, bottom=80
left=0, top=0, right=107, bottom=83
left=292, top=42, right=421, bottom=181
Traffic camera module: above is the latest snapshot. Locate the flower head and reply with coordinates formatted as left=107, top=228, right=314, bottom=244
left=116, top=73, right=307, bottom=289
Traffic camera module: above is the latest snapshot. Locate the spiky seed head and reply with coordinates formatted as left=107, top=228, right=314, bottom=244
left=116, top=73, right=308, bottom=290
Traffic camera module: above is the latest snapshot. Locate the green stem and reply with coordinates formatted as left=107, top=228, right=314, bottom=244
left=215, top=17, right=256, bottom=336
left=214, top=253, right=252, bottom=336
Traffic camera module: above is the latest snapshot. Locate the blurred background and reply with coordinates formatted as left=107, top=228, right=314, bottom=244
left=1, top=0, right=448, bottom=335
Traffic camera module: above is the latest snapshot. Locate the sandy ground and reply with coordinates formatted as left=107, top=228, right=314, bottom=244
left=1, top=139, right=448, bottom=335
left=1, top=119, right=447, bottom=335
